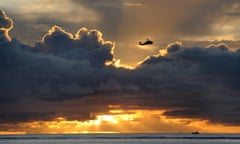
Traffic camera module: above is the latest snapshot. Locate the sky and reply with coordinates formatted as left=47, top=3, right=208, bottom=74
left=1, top=0, right=240, bottom=134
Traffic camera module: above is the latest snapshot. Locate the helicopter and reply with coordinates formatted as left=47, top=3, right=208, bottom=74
left=139, top=38, right=153, bottom=46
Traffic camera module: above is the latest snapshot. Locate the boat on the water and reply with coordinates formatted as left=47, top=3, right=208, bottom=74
left=192, top=131, right=200, bottom=134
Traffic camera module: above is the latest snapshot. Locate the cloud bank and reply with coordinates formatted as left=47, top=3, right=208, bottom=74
left=1, top=9, right=240, bottom=129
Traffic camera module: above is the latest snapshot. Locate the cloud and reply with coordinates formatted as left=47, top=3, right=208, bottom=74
left=125, top=42, right=240, bottom=125
left=0, top=10, right=12, bottom=30
left=1, top=9, right=240, bottom=128
left=34, top=25, right=115, bottom=68
left=206, top=43, right=229, bottom=51
left=0, top=9, right=13, bottom=42
left=0, top=12, right=113, bottom=102
left=166, top=41, right=182, bottom=53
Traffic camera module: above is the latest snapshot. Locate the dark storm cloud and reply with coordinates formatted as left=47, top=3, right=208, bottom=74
left=0, top=23, right=117, bottom=102
left=137, top=43, right=240, bottom=125
left=1, top=9, right=240, bottom=126
left=34, top=25, right=114, bottom=68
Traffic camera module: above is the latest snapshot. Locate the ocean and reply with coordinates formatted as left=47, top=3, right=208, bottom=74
left=0, top=134, right=240, bottom=144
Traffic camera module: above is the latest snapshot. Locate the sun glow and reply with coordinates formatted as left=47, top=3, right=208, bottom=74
left=159, top=49, right=168, bottom=56
left=1, top=107, right=240, bottom=134
left=105, top=59, right=136, bottom=70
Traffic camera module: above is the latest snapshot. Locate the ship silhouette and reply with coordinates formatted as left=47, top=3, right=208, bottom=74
left=192, top=131, right=200, bottom=134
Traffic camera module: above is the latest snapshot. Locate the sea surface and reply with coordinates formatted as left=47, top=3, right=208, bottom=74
left=0, top=133, right=240, bottom=144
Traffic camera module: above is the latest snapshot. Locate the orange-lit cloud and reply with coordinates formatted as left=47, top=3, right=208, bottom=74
left=1, top=107, right=240, bottom=134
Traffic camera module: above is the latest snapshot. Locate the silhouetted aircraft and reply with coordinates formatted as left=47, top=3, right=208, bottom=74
left=139, top=38, right=153, bottom=46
